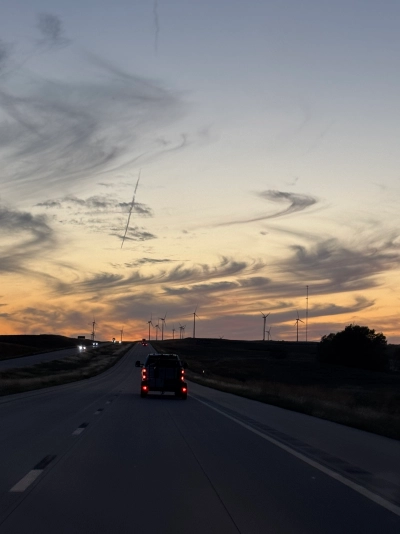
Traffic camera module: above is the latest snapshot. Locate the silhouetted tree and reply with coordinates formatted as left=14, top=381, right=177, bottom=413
left=318, top=324, right=388, bottom=371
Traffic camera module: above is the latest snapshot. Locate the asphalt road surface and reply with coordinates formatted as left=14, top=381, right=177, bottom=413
left=0, top=342, right=399, bottom=533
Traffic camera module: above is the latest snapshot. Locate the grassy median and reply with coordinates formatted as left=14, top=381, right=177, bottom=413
left=0, top=343, right=132, bottom=396
left=152, top=338, right=400, bottom=440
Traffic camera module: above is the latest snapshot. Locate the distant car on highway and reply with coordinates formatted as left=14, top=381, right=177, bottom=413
left=141, top=339, right=147, bottom=346
left=135, top=353, right=188, bottom=399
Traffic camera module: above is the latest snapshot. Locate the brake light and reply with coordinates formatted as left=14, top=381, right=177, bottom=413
left=181, top=369, right=185, bottom=381
left=141, top=368, right=147, bottom=380
left=182, top=387, right=187, bottom=393
left=142, top=385, right=148, bottom=391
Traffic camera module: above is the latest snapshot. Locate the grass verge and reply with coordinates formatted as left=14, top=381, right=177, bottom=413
left=0, top=343, right=132, bottom=396
left=153, top=339, right=400, bottom=440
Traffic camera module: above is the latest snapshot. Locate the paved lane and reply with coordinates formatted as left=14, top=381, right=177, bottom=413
left=0, top=343, right=399, bottom=533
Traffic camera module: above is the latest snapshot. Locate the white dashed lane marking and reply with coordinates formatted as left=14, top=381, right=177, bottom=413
left=72, top=422, right=89, bottom=436
left=10, top=397, right=118, bottom=492
left=10, top=455, right=56, bottom=493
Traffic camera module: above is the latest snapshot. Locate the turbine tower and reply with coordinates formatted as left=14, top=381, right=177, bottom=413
left=120, top=327, right=124, bottom=343
left=295, top=311, right=304, bottom=342
left=179, top=323, right=185, bottom=340
left=190, top=307, right=199, bottom=339
left=266, top=327, right=272, bottom=341
left=159, top=313, right=167, bottom=341
left=147, top=314, right=153, bottom=341
left=172, top=325, right=176, bottom=340
left=260, top=312, right=270, bottom=341
left=306, top=285, right=309, bottom=342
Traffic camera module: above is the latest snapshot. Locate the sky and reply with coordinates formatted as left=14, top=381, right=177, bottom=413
left=1, top=0, right=400, bottom=343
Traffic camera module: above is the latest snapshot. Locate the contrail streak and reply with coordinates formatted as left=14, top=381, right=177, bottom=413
left=153, top=0, right=159, bottom=55
left=121, top=170, right=141, bottom=248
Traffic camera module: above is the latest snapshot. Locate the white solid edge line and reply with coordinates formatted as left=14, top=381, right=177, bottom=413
left=72, top=427, right=85, bottom=436
left=10, top=469, right=43, bottom=492
left=193, top=396, right=400, bottom=518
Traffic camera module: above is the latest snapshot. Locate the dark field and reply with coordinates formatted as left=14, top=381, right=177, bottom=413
left=0, top=335, right=92, bottom=360
left=152, top=338, right=400, bottom=440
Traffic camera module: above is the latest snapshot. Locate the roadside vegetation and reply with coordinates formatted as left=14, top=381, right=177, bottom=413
left=153, top=330, right=400, bottom=440
left=318, top=324, right=388, bottom=371
left=0, top=342, right=131, bottom=396
left=0, top=335, right=90, bottom=361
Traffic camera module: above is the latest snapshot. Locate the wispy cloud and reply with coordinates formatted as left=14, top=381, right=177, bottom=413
left=0, top=17, right=186, bottom=199
left=37, top=194, right=153, bottom=216
left=310, top=296, right=375, bottom=317
left=280, top=236, right=400, bottom=294
left=36, top=194, right=154, bottom=241
left=212, top=190, right=318, bottom=227
left=123, top=258, right=175, bottom=267
left=52, top=257, right=259, bottom=297
left=163, top=281, right=239, bottom=296
left=257, top=190, right=317, bottom=218
left=112, top=226, right=157, bottom=243
left=0, top=205, right=55, bottom=273
left=37, top=13, right=69, bottom=48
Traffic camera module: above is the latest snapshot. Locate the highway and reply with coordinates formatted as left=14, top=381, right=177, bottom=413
left=0, top=342, right=399, bottom=533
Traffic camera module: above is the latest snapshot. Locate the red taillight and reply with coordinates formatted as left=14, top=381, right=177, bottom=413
left=142, top=385, right=148, bottom=391
left=182, top=387, right=187, bottom=393
left=141, top=369, right=147, bottom=380
left=180, top=369, right=185, bottom=381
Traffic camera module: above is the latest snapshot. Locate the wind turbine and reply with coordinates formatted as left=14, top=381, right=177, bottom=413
left=260, top=312, right=270, bottom=341
left=120, top=327, right=124, bottom=343
left=179, top=323, right=185, bottom=340
left=155, top=322, right=160, bottom=341
left=172, top=325, right=176, bottom=340
left=295, top=311, right=304, bottom=342
left=266, top=327, right=272, bottom=341
left=159, top=313, right=167, bottom=341
left=306, top=285, right=309, bottom=342
left=147, top=314, right=153, bottom=341
left=189, top=307, right=199, bottom=339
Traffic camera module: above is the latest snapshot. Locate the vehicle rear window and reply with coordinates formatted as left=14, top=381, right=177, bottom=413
left=145, top=354, right=181, bottom=367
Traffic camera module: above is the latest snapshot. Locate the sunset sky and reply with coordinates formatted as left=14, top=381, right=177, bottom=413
left=1, top=1, right=400, bottom=342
